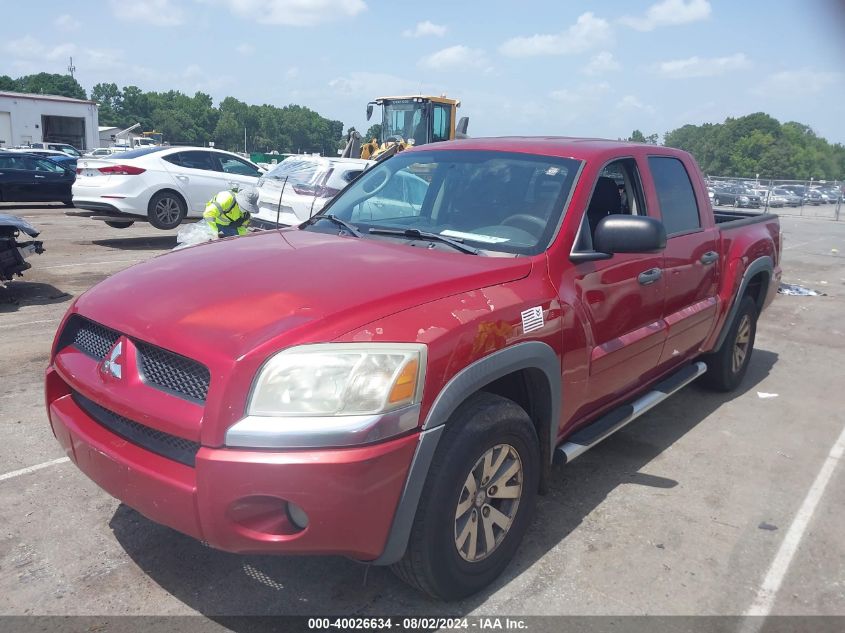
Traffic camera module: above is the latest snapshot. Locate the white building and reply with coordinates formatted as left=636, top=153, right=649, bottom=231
left=0, top=91, right=99, bottom=151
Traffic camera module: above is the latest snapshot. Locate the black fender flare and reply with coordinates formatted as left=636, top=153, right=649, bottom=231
left=713, top=255, right=773, bottom=351
left=371, top=341, right=560, bottom=565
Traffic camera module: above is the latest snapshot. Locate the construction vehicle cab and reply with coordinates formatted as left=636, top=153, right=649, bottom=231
left=355, top=96, right=467, bottom=160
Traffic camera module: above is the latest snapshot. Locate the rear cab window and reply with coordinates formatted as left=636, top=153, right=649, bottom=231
left=647, top=156, right=701, bottom=236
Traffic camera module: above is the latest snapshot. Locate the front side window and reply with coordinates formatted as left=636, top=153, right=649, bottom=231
left=311, top=150, right=580, bottom=256
left=648, top=156, right=701, bottom=235
left=34, top=159, right=66, bottom=173
left=382, top=101, right=426, bottom=145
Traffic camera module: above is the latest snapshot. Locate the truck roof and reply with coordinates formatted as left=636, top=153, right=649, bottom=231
left=408, top=136, right=689, bottom=162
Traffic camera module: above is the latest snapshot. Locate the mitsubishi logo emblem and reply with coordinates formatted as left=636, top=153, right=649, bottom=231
left=101, top=340, right=123, bottom=379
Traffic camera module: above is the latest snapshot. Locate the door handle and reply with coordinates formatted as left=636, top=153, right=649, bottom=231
left=34, top=174, right=45, bottom=179
left=638, top=268, right=663, bottom=286
left=176, top=175, right=189, bottom=182
left=700, top=251, right=718, bottom=265
left=228, top=181, right=239, bottom=188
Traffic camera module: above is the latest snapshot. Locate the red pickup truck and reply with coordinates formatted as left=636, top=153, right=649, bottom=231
left=46, top=138, right=781, bottom=599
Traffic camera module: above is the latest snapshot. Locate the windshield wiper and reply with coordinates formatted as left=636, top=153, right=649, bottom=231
left=302, top=214, right=362, bottom=237
left=368, top=227, right=480, bottom=255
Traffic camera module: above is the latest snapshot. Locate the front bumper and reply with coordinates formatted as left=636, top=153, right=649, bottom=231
left=46, top=367, right=418, bottom=560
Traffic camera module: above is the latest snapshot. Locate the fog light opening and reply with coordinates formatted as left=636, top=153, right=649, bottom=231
left=287, top=501, right=309, bottom=530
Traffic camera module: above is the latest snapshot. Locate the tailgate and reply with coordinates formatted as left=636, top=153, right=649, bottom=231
left=74, top=158, right=118, bottom=188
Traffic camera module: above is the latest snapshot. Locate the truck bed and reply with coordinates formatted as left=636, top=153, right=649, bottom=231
left=714, top=209, right=777, bottom=227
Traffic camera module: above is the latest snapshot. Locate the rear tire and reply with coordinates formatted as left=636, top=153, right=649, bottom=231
left=701, top=296, right=758, bottom=392
left=147, top=191, right=186, bottom=230
left=392, top=392, right=540, bottom=600
left=105, top=220, right=134, bottom=229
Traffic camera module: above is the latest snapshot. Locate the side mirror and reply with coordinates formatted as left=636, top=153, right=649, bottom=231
left=366, top=103, right=374, bottom=121
left=594, top=215, right=666, bottom=254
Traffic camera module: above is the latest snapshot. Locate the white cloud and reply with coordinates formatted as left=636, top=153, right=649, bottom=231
left=500, top=12, right=611, bottom=58
left=418, top=45, right=491, bottom=72
left=109, top=0, right=185, bottom=27
left=549, top=82, right=611, bottom=105
left=236, top=43, right=255, bottom=55
left=54, top=14, right=81, bottom=31
left=582, top=51, right=621, bottom=75
left=403, top=20, right=446, bottom=38
left=620, top=0, right=711, bottom=32
left=617, top=95, right=655, bottom=113
left=657, top=53, right=750, bottom=78
left=753, top=69, right=843, bottom=96
left=221, top=0, right=367, bottom=26
left=329, top=71, right=424, bottom=98
left=286, top=67, right=299, bottom=79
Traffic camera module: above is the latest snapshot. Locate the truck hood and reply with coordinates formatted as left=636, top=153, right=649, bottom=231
left=73, top=229, right=532, bottom=361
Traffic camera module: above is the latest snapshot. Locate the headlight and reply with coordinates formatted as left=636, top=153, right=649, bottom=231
left=740, top=196, right=749, bottom=202
left=248, top=343, right=426, bottom=416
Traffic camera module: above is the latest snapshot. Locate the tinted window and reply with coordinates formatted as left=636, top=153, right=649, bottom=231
left=218, top=155, right=261, bottom=177
left=168, top=151, right=216, bottom=171
left=34, top=158, right=66, bottom=172
left=0, top=155, right=25, bottom=169
left=648, top=156, right=701, bottom=235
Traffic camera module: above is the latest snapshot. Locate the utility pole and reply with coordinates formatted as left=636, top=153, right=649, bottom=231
left=244, top=126, right=247, bottom=154
left=67, top=57, right=76, bottom=80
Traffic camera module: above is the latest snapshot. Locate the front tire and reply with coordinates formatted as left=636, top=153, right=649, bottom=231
left=147, top=191, right=186, bottom=230
left=105, top=220, right=135, bottom=229
left=701, top=295, right=758, bottom=392
left=392, top=392, right=540, bottom=600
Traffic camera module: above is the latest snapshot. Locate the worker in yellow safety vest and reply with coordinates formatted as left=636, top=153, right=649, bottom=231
left=203, top=187, right=258, bottom=237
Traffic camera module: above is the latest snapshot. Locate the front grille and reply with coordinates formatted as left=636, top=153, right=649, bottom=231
left=72, top=391, right=200, bottom=467
left=59, top=315, right=119, bottom=360
left=58, top=316, right=211, bottom=404
left=137, top=342, right=210, bottom=403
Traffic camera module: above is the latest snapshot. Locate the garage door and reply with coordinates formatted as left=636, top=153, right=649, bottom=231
left=0, top=112, right=11, bottom=148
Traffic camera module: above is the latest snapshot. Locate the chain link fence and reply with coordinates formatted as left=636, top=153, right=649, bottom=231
left=705, top=175, right=843, bottom=220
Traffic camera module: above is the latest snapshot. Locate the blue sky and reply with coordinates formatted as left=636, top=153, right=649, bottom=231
left=4, top=0, right=844, bottom=143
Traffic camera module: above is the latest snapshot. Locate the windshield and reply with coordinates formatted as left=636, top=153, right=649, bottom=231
left=382, top=100, right=427, bottom=146
left=264, top=158, right=325, bottom=184
left=310, top=150, right=581, bottom=256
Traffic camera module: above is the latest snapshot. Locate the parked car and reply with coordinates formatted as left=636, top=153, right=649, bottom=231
left=814, top=188, right=840, bottom=204
left=711, top=185, right=761, bottom=208
left=253, top=156, right=373, bottom=228
left=772, top=188, right=801, bottom=207
left=83, top=147, right=127, bottom=158
left=0, top=151, right=75, bottom=204
left=71, top=146, right=263, bottom=230
left=803, top=190, right=823, bottom=205
left=765, top=191, right=788, bottom=208
left=47, top=137, right=782, bottom=599
left=0, top=213, right=44, bottom=285
left=27, top=142, right=82, bottom=157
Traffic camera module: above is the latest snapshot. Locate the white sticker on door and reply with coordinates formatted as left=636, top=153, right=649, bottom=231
left=521, top=306, right=544, bottom=334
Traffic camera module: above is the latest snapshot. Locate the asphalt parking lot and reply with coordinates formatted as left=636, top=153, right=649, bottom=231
left=1, top=204, right=844, bottom=622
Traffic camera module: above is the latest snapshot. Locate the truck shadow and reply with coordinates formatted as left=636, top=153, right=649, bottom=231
left=0, top=281, right=73, bottom=312
left=109, top=350, right=777, bottom=622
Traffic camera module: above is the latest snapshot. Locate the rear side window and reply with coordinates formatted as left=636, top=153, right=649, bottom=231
left=166, top=151, right=216, bottom=171
left=648, top=156, right=701, bottom=235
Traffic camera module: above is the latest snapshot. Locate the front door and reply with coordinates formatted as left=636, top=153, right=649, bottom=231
left=566, top=158, right=667, bottom=418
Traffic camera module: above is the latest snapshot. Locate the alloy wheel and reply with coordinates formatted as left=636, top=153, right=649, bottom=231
left=155, top=197, right=181, bottom=224
left=454, top=443, right=523, bottom=563
left=732, top=314, right=752, bottom=373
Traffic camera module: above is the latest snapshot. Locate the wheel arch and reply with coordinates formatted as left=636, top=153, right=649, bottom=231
left=714, top=255, right=773, bottom=351
left=372, top=341, right=561, bottom=565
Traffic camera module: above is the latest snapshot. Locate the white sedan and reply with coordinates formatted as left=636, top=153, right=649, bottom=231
left=72, top=147, right=263, bottom=230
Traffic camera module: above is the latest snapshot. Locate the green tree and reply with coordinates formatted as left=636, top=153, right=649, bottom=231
left=365, top=123, right=382, bottom=143
left=0, top=75, right=16, bottom=91
left=15, top=73, right=86, bottom=99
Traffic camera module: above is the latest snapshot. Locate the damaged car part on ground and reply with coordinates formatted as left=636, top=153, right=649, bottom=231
left=0, top=213, right=44, bottom=287
left=45, top=137, right=781, bottom=600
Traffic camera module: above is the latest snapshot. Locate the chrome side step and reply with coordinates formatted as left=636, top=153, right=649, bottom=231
left=556, top=361, right=707, bottom=464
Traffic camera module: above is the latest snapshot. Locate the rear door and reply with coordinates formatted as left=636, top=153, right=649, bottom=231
left=646, top=155, right=719, bottom=366
left=162, top=150, right=228, bottom=213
